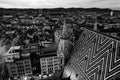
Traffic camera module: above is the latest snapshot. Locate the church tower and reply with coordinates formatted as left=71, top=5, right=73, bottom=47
left=57, top=21, right=71, bottom=68
left=94, top=14, right=98, bottom=31
left=110, top=10, right=114, bottom=19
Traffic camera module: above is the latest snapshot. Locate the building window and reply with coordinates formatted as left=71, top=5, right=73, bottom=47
left=12, top=70, right=15, bottom=73
left=48, top=68, right=50, bottom=71
left=55, top=70, right=58, bottom=72
left=43, top=71, right=47, bottom=74
left=47, top=57, right=53, bottom=61
left=25, top=60, right=29, bottom=64
left=11, top=66, right=15, bottom=70
left=55, top=67, right=58, bottom=70
left=42, top=69, right=46, bottom=72
left=54, top=60, right=58, bottom=63
left=26, top=68, right=30, bottom=71
left=48, top=68, right=53, bottom=71
left=48, top=65, right=53, bottom=67
left=48, top=70, right=53, bottom=74
left=25, top=65, right=30, bottom=67
left=27, top=71, right=31, bottom=74
left=50, top=58, right=53, bottom=60
left=43, top=69, right=45, bottom=71
left=13, top=74, right=17, bottom=76
left=54, top=63, right=58, bottom=66
left=42, top=65, right=46, bottom=68
left=42, top=62, right=46, bottom=65
left=15, top=73, right=17, bottom=76
left=76, top=74, right=78, bottom=78
left=42, top=58, right=46, bottom=61
left=47, top=58, right=50, bottom=61
left=48, top=62, right=53, bottom=64
left=16, top=63, right=19, bottom=65
left=7, top=57, right=12, bottom=60
left=54, top=57, right=57, bottom=59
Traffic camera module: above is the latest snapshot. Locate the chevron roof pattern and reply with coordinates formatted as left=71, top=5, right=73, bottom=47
left=63, top=28, right=120, bottom=80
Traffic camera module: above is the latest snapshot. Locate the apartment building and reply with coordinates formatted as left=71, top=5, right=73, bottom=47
left=6, top=58, right=32, bottom=77
left=4, top=46, right=21, bottom=62
left=4, top=46, right=32, bottom=78
left=40, top=56, right=60, bottom=75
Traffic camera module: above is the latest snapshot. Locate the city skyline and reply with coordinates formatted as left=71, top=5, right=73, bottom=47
left=0, top=0, right=120, bottom=10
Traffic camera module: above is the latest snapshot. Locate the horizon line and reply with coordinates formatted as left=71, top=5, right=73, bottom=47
left=0, top=7, right=117, bottom=10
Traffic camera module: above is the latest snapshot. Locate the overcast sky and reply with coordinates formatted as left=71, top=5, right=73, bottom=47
left=0, top=0, right=120, bottom=9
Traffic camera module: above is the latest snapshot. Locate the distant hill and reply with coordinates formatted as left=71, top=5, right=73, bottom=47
left=112, top=7, right=120, bottom=10
left=0, top=7, right=120, bottom=15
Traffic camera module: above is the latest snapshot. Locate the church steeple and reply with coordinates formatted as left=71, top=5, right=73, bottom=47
left=60, top=21, right=70, bottom=40
left=57, top=20, right=71, bottom=68
left=110, top=10, right=114, bottom=19
left=110, top=10, right=114, bottom=17
left=94, top=14, right=98, bottom=31
left=62, top=22, right=67, bottom=35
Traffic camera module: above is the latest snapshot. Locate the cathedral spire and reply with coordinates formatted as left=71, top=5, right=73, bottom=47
left=60, top=21, right=69, bottom=39
left=110, top=10, right=114, bottom=17
left=62, top=21, right=67, bottom=35
left=94, top=14, right=98, bottom=31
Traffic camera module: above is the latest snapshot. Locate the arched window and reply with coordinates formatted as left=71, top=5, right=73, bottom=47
left=76, top=74, right=78, bottom=78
